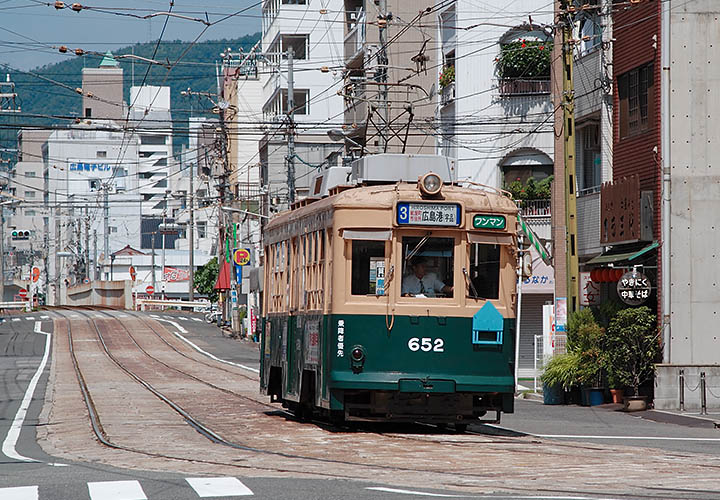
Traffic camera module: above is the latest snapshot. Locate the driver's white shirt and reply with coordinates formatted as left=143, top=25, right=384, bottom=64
left=401, top=273, right=446, bottom=296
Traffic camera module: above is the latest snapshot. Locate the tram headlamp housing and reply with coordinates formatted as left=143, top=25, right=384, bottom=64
left=350, top=345, right=366, bottom=373
left=419, top=172, right=443, bottom=197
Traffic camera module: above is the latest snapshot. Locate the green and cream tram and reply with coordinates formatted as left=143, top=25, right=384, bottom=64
left=260, top=155, right=519, bottom=428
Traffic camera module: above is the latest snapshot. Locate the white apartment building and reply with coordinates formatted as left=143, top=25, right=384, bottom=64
left=437, top=1, right=554, bottom=187
left=44, top=121, right=143, bottom=304
left=129, top=85, right=175, bottom=218
left=260, top=0, right=346, bottom=205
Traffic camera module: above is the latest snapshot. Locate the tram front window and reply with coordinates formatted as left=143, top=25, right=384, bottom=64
left=468, top=243, right=500, bottom=300
left=401, top=236, right=454, bottom=298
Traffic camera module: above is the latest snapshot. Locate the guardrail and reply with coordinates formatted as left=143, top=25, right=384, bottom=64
left=136, top=299, right=210, bottom=311
left=0, top=301, right=31, bottom=312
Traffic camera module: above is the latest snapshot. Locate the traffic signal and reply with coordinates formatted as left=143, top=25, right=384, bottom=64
left=11, top=230, right=31, bottom=240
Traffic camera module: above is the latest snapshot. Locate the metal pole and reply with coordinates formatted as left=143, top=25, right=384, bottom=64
left=0, top=206, right=4, bottom=302
left=151, top=232, right=156, bottom=294
left=660, top=0, right=672, bottom=364
left=54, top=207, right=61, bottom=305
left=103, top=185, right=109, bottom=279
left=93, top=229, right=97, bottom=281
left=162, top=190, right=167, bottom=297
left=84, top=206, right=90, bottom=281
left=286, top=46, right=296, bottom=204
left=378, top=0, right=388, bottom=151
left=188, top=162, right=195, bottom=301
left=514, top=235, right=524, bottom=393
left=678, top=368, right=685, bottom=412
left=700, top=371, right=708, bottom=415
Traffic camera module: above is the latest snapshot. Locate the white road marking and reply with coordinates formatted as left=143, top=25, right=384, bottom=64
left=117, top=314, right=129, bottom=318
left=12, top=318, right=20, bottom=322
left=486, top=424, right=720, bottom=442
left=87, top=480, right=147, bottom=500
left=367, top=489, right=618, bottom=500
left=1, top=321, right=51, bottom=463
left=152, top=317, right=259, bottom=374
left=25, top=317, right=34, bottom=320
left=0, top=486, right=39, bottom=500
left=192, top=317, right=202, bottom=322
left=179, top=316, right=189, bottom=321
left=367, top=487, right=472, bottom=497
left=71, top=315, right=81, bottom=318
left=186, top=477, right=253, bottom=497
left=94, top=314, right=104, bottom=319
left=40, top=316, right=50, bottom=319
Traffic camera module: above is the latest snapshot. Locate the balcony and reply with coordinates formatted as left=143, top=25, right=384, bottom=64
left=440, top=82, right=455, bottom=106
left=344, top=14, right=365, bottom=65
left=498, top=79, right=550, bottom=97
left=515, top=199, right=551, bottom=217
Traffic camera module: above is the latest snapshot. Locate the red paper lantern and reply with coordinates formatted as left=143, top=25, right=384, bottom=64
left=614, top=269, right=624, bottom=281
left=602, top=269, right=612, bottom=282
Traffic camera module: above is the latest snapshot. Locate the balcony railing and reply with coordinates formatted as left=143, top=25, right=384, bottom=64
left=498, top=78, right=551, bottom=96
left=440, top=82, right=455, bottom=106
left=515, top=199, right=551, bottom=217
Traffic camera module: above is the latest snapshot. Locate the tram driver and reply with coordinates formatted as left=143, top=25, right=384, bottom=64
left=402, top=257, right=453, bottom=297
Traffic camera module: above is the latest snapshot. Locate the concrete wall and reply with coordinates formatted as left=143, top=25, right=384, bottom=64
left=656, top=365, right=720, bottom=410
left=65, top=280, right=132, bottom=310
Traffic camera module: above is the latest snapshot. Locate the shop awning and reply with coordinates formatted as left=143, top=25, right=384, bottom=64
left=214, top=260, right=232, bottom=290
left=586, top=241, right=659, bottom=265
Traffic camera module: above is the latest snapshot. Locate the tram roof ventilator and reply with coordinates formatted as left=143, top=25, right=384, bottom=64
left=309, top=154, right=457, bottom=198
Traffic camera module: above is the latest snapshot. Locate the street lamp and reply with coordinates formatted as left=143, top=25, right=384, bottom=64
left=326, top=129, right=366, bottom=155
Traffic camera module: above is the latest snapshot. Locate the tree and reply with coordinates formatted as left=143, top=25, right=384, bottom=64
left=603, top=307, right=660, bottom=396
left=194, top=257, right=219, bottom=303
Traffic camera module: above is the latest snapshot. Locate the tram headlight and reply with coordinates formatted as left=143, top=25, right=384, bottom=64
left=350, top=345, right=366, bottom=373
left=419, top=172, right=443, bottom=197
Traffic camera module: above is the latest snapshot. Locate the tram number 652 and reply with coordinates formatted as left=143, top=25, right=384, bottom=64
left=408, top=337, right=444, bottom=352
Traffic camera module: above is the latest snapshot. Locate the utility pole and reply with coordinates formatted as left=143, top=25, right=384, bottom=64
left=377, top=0, right=389, bottom=152
left=0, top=204, right=4, bottom=302
left=188, top=161, right=195, bottom=301
left=560, top=0, right=579, bottom=314
left=84, top=206, right=90, bottom=281
left=54, top=208, right=61, bottom=305
left=93, top=229, right=97, bottom=282
left=151, top=232, right=157, bottom=294
left=286, top=46, right=296, bottom=204
left=161, top=189, right=169, bottom=298
left=103, top=184, right=109, bottom=280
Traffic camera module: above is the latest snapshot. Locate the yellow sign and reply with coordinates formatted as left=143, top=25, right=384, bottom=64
left=233, top=248, right=251, bottom=266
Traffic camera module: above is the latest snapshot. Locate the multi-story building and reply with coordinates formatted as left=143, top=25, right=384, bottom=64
left=260, top=0, right=346, bottom=207
left=342, top=0, right=438, bottom=155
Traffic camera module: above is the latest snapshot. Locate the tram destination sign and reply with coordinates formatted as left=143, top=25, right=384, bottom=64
left=396, top=202, right=461, bottom=227
left=473, top=214, right=506, bottom=230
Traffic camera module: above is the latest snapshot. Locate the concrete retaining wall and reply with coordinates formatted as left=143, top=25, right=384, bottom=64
left=655, top=365, right=720, bottom=410
left=65, top=280, right=132, bottom=310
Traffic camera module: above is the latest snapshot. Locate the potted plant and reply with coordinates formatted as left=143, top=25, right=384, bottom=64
left=439, top=64, right=455, bottom=89
left=540, top=351, right=581, bottom=405
left=567, top=309, right=605, bottom=406
left=602, top=307, right=661, bottom=411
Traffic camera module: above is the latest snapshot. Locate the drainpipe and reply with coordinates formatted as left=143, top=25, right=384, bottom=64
left=660, top=1, right=671, bottom=364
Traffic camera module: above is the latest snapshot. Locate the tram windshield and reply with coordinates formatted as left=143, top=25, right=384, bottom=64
left=467, top=243, right=500, bottom=300
left=401, top=236, right=454, bottom=298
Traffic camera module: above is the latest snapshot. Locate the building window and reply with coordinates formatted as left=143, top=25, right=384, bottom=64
left=197, top=221, right=207, bottom=239
left=401, top=237, right=454, bottom=298
left=580, top=123, right=601, bottom=191
left=110, top=226, right=118, bottom=233
left=140, top=134, right=166, bottom=145
left=282, top=0, right=306, bottom=4
left=26, top=171, right=36, bottom=177
left=97, top=150, right=107, bottom=158
left=24, top=190, right=35, bottom=198
left=25, top=209, right=36, bottom=216
left=282, top=35, right=309, bottom=59
left=618, top=63, right=654, bottom=138
left=85, top=107, right=92, bottom=118
left=282, top=89, right=309, bottom=115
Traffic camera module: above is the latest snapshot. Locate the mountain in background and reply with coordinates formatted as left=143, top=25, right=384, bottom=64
left=0, top=33, right=260, bottom=157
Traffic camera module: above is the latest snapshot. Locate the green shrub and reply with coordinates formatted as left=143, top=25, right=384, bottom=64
left=541, top=352, right=581, bottom=390
left=496, top=40, right=551, bottom=80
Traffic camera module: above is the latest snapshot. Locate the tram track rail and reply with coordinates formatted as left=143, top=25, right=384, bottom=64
left=45, top=308, right=720, bottom=499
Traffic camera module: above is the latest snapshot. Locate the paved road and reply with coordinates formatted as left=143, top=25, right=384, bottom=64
left=3, top=310, right=720, bottom=499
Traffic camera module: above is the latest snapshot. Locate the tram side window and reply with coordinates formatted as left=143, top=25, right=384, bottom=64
left=401, top=237, right=454, bottom=298
left=468, top=243, right=500, bottom=300
left=351, top=240, right=385, bottom=295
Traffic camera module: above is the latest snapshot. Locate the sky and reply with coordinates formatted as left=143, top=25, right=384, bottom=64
left=0, top=0, right=262, bottom=71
